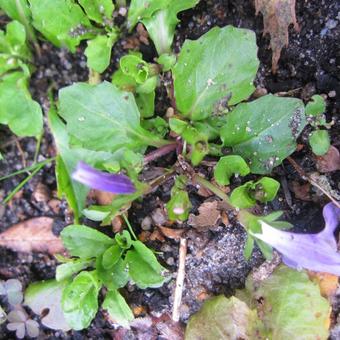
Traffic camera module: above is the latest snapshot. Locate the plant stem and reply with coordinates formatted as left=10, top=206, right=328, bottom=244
left=122, top=214, right=138, bottom=240
left=88, top=69, right=101, bottom=84
left=144, top=143, right=178, bottom=165
left=193, top=174, right=235, bottom=210
left=33, top=133, right=43, bottom=164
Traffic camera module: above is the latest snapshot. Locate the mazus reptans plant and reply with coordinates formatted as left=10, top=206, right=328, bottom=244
left=253, top=203, right=340, bottom=275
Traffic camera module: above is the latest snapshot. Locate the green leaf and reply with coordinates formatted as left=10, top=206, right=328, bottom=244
left=0, top=72, right=42, bottom=137
left=230, top=182, right=256, bottom=209
left=135, top=91, right=155, bottom=118
left=251, top=177, right=280, bottom=203
left=60, top=225, right=114, bottom=258
left=78, top=0, right=114, bottom=24
left=127, top=0, right=168, bottom=29
left=221, top=94, right=306, bottom=174
left=157, top=53, right=176, bottom=71
left=142, top=0, right=199, bottom=55
left=25, top=279, right=71, bottom=331
left=58, top=81, right=164, bottom=152
left=173, top=26, right=259, bottom=121
left=120, top=54, right=149, bottom=84
left=126, top=240, right=167, bottom=289
left=305, top=95, right=326, bottom=116
left=29, top=0, right=93, bottom=52
left=102, top=290, right=134, bottom=328
left=309, top=130, right=330, bottom=156
left=62, top=271, right=100, bottom=330
left=102, top=244, right=122, bottom=269
left=115, top=230, right=132, bottom=249
left=56, top=259, right=93, bottom=282
left=96, top=257, right=129, bottom=290
left=85, top=33, right=117, bottom=73
left=0, top=0, right=31, bottom=24
left=246, top=265, right=330, bottom=339
left=214, top=155, right=250, bottom=186
left=186, top=295, right=262, bottom=340
left=244, top=234, right=255, bottom=260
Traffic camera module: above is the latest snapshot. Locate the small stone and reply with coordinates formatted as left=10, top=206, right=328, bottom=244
left=141, top=216, right=152, bottom=231
left=166, top=257, right=175, bottom=266
left=32, top=183, right=50, bottom=203
left=118, top=7, right=127, bottom=16
left=328, top=90, right=336, bottom=98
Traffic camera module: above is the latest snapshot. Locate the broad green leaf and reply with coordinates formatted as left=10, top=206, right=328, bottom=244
left=173, top=26, right=259, bottom=121
left=221, top=94, right=306, bottom=174
left=85, top=33, right=117, bottom=73
left=214, top=155, right=250, bottom=186
left=102, top=244, right=122, bottom=269
left=157, top=53, right=176, bottom=71
left=127, top=0, right=168, bottom=29
left=58, top=82, right=164, bottom=152
left=230, top=182, right=256, bottom=209
left=186, top=295, right=262, bottom=340
left=60, top=225, right=114, bottom=258
left=102, top=290, right=134, bottom=328
left=120, top=54, right=149, bottom=84
left=309, top=130, right=330, bottom=156
left=305, top=95, right=326, bottom=116
left=62, top=271, right=100, bottom=330
left=56, top=259, right=93, bottom=282
left=29, top=0, right=93, bottom=52
left=142, top=0, right=199, bottom=54
left=245, top=265, right=330, bottom=339
left=135, top=91, right=155, bottom=118
left=0, top=72, right=42, bottom=137
left=126, top=240, right=167, bottom=289
left=115, top=231, right=132, bottom=249
left=49, top=107, right=123, bottom=221
left=96, top=257, right=129, bottom=290
left=25, top=279, right=71, bottom=331
left=142, top=117, right=169, bottom=138
left=78, top=0, right=114, bottom=24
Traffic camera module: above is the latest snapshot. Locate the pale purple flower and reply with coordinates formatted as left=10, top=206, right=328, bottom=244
left=252, top=203, right=340, bottom=275
left=72, top=161, right=135, bottom=194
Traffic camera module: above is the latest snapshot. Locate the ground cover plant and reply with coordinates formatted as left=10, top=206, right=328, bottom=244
left=0, top=0, right=339, bottom=338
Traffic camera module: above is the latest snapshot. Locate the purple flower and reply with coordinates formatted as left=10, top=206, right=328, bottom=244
left=72, top=161, right=136, bottom=194
left=252, top=203, right=340, bottom=275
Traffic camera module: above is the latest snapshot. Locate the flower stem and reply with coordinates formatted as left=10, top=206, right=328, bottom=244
left=122, top=214, right=138, bottom=240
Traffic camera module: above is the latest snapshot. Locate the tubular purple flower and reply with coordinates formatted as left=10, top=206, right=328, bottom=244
left=72, top=161, right=136, bottom=194
left=252, top=203, right=340, bottom=276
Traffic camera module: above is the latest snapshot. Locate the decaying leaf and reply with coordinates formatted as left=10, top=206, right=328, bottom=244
left=0, top=217, right=64, bottom=255
left=158, top=226, right=185, bottom=240
left=188, top=201, right=221, bottom=231
left=290, top=181, right=312, bottom=201
left=255, top=0, right=299, bottom=73
left=308, top=271, right=339, bottom=299
left=315, top=146, right=340, bottom=173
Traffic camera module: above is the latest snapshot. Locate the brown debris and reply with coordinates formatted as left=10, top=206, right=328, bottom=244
left=158, top=226, right=185, bottom=240
left=255, top=0, right=299, bottom=73
left=90, top=190, right=115, bottom=205
left=32, top=183, right=51, bottom=203
left=290, top=181, right=312, bottom=201
left=308, top=271, right=339, bottom=299
left=315, top=146, right=340, bottom=173
left=0, top=217, right=64, bottom=255
left=188, top=201, right=221, bottom=231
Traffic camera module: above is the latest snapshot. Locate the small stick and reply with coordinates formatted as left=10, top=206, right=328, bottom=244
left=143, top=143, right=178, bottom=165
left=15, top=139, right=27, bottom=168
left=172, top=237, right=187, bottom=322
left=287, top=157, right=340, bottom=209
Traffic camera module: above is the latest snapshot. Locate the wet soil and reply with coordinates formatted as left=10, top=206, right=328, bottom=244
left=0, top=0, right=339, bottom=338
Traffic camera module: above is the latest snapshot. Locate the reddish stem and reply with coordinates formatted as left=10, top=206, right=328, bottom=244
left=144, top=143, right=178, bottom=165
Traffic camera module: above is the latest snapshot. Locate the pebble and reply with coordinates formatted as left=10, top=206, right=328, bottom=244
left=166, top=257, right=175, bottom=266
left=328, top=90, right=336, bottom=98
left=141, top=216, right=152, bottom=230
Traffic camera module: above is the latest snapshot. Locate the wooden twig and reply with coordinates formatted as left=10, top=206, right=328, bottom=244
left=287, top=157, right=340, bottom=209
left=172, top=237, right=187, bottom=322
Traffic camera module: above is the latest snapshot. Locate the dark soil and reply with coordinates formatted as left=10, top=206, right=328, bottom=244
left=0, top=0, right=339, bottom=339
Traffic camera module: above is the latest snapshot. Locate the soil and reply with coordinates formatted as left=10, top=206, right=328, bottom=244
left=0, top=0, right=339, bottom=339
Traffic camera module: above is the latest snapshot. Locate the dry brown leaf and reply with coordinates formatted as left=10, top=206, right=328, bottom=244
left=315, top=146, right=340, bottom=173
left=308, top=271, right=339, bottom=299
left=188, top=201, right=221, bottom=231
left=290, top=181, right=312, bottom=201
left=158, top=226, right=185, bottom=240
left=0, top=217, right=64, bottom=255
left=90, top=190, right=115, bottom=205
left=255, top=0, right=299, bottom=73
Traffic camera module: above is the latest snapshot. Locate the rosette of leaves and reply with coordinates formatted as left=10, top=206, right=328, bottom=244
left=2, top=0, right=119, bottom=73
left=0, top=20, right=43, bottom=138
left=26, top=225, right=168, bottom=330
left=170, top=25, right=307, bottom=173
left=112, top=52, right=159, bottom=118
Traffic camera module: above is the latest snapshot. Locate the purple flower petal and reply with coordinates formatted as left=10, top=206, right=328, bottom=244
left=72, top=161, right=136, bottom=194
left=252, top=203, right=340, bottom=276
